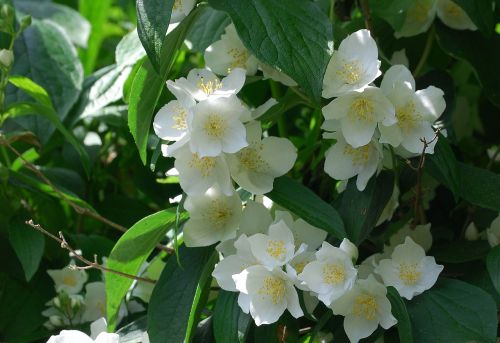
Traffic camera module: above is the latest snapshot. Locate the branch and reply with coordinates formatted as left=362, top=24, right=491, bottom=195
left=359, top=0, right=374, bottom=33
left=26, top=220, right=156, bottom=284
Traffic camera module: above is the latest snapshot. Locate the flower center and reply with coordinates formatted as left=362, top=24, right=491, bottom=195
left=293, top=261, right=307, bottom=274
left=208, top=200, right=233, bottom=228
left=238, top=144, right=269, bottom=172
left=396, top=101, right=421, bottom=132
left=228, top=48, right=249, bottom=70
left=343, top=144, right=371, bottom=166
left=353, top=294, right=378, bottom=320
left=399, top=262, right=421, bottom=285
left=350, top=97, right=375, bottom=122
left=337, top=61, right=362, bottom=84
left=172, top=0, right=182, bottom=10
left=188, top=153, right=216, bottom=177
left=63, top=275, right=77, bottom=287
left=322, top=263, right=346, bottom=285
left=259, top=276, right=286, bottom=304
left=197, top=77, right=223, bottom=95
left=172, top=104, right=188, bottom=130
left=204, top=113, right=228, bottom=138
left=412, top=1, right=432, bottom=22
left=266, top=239, right=286, bottom=259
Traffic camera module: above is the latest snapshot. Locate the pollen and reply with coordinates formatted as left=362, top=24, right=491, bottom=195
left=207, top=200, right=233, bottom=228
left=204, top=113, right=228, bottom=138
left=399, top=262, right=421, bottom=285
left=353, top=294, right=378, bottom=320
left=172, top=104, right=188, bottom=130
left=337, top=61, right=362, bottom=84
left=266, top=239, right=286, bottom=259
left=343, top=144, right=371, bottom=165
left=197, top=77, right=223, bottom=95
left=62, top=275, right=77, bottom=287
left=322, top=263, right=346, bottom=285
left=293, top=261, right=307, bottom=275
left=350, top=97, right=375, bottom=122
left=172, top=0, right=182, bottom=10
left=396, top=101, right=421, bottom=132
left=188, top=153, right=216, bottom=177
left=238, top=144, right=269, bottom=172
left=258, top=276, right=286, bottom=304
left=228, top=48, right=249, bottom=69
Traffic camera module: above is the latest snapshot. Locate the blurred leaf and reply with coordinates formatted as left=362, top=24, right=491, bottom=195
left=459, top=162, right=500, bottom=212
left=426, top=136, right=461, bottom=197
left=10, top=147, right=39, bottom=171
left=452, top=0, right=495, bottom=36
left=267, top=176, right=346, bottom=239
left=8, top=218, right=45, bottom=282
left=407, top=278, right=497, bottom=343
left=336, top=171, right=394, bottom=244
left=369, top=0, right=412, bottom=31
left=486, top=245, right=500, bottom=294
left=386, top=287, right=413, bottom=343
left=213, top=291, right=252, bottom=343
left=79, top=0, right=113, bottom=74
left=116, top=29, right=146, bottom=67
left=136, top=0, right=174, bottom=72
left=15, top=0, right=90, bottom=47
left=208, top=0, right=333, bottom=103
left=106, top=208, right=183, bottom=331
left=432, top=240, right=490, bottom=263
left=148, top=245, right=214, bottom=343
left=185, top=6, right=230, bottom=52
left=129, top=9, right=200, bottom=164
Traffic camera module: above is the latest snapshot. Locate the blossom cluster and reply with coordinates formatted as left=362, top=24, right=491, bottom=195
left=321, top=29, right=446, bottom=191
left=211, top=200, right=444, bottom=343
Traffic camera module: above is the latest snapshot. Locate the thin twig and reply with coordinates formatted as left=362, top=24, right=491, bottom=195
left=0, top=137, right=174, bottom=254
left=26, top=220, right=156, bottom=284
left=359, top=0, right=374, bottom=33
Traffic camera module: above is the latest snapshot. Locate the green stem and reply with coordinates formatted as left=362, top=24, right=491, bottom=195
left=413, top=25, right=435, bottom=78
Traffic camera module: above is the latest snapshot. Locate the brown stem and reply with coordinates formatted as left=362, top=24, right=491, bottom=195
left=26, top=220, right=156, bottom=284
left=359, top=0, right=374, bottom=33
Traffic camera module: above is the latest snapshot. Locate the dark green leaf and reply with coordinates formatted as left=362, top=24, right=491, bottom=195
left=432, top=240, right=491, bottom=263
left=208, top=0, right=332, bottom=103
left=452, top=0, right=495, bottom=36
left=129, top=9, right=200, bottom=164
left=15, top=0, right=90, bottom=47
left=336, top=171, right=394, bottom=244
left=147, top=245, right=214, bottom=343
left=185, top=6, right=230, bottom=52
left=386, top=286, right=414, bottom=343
left=458, top=162, right=500, bottom=212
left=426, top=135, right=461, bottom=197
left=136, top=0, right=174, bottom=72
left=407, top=278, right=497, bottom=343
left=369, top=0, right=412, bottom=31
left=267, top=176, right=346, bottom=239
left=8, top=218, right=45, bottom=282
left=106, top=208, right=183, bottom=331
left=213, top=291, right=252, bottom=343
left=486, top=245, right=500, bottom=294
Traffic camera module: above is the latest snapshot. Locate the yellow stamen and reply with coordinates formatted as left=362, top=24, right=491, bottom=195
left=353, top=294, right=378, bottom=320
left=399, top=262, right=421, bottom=285
left=350, top=97, right=375, bottom=122
left=204, top=113, right=227, bottom=138
left=62, top=275, right=77, bottom=287
left=337, top=61, right=362, bottom=84
left=396, top=101, right=421, bottom=132
left=228, top=48, right=249, bottom=69
left=188, top=153, right=216, bottom=177
left=322, top=263, right=346, bottom=285
left=197, top=77, right=223, bottom=95
left=258, top=276, right=286, bottom=304
left=267, top=240, right=286, bottom=259
left=343, top=144, right=371, bottom=165
left=172, top=104, right=188, bottom=130
left=238, top=144, right=269, bottom=172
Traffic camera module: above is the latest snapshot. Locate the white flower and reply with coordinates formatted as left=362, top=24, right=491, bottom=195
left=170, top=0, right=196, bottom=24
left=233, top=265, right=303, bottom=325
left=212, top=235, right=258, bottom=291
left=486, top=214, right=500, bottom=247
left=436, top=0, right=477, bottom=30
left=260, top=63, right=297, bottom=86
left=286, top=250, right=316, bottom=290
left=247, top=220, right=297, bottom=268
left=47, top=263, right=88, bottom=295
left=339, top=238, right=359, bottom=262
left=153, top=95, right=195, bottom=142
left=376, top=186, right=400, bottom=226
left=189, top=95, right=249, bottom=157
left=204, top=24, right=259, bottom=76
left=46, top=330, right=119, bottom=343
left=322, top=29, right=381, bottom=98
left=330, top=275, right=397, bottom=343
left=171, top=144, right=233, bottom=196
left=379, top=65, right=446, bottom=154
left=183, top=187, right=242, bottom=247
left=375, top=237, right=443, bottom=300
left=227, top=121, right=297, bottom=194
left=82, top=282, right=106, bottom=323
left=395, top=0, right=437, bottom=38
left=388, top=222, right=433, bottom=252
left=299, top=241, right=357, bottom=306
left=323, top=133, right=383, bottom=191
left=167, top=68, right=246, bottom=102
left=273, top=210, right=327, bottom=251
left=322, top=87, right=396, bottom=148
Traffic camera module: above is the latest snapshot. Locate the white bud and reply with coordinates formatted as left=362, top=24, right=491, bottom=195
left=53, top=297, right=61, bottom=308
left=464, top=222, right=479, bottom=241
left=0, top=49, right=13, bottom=67
left=339, top=238, right=358, bottom=262
left=49, top=315, right=62, bottom=326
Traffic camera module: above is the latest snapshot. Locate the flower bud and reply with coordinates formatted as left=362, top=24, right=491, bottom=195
left=19, top=15, right=31, bottom=32
left=0, top=49, right=13, bottom=68
left=339, top=238, right=358, bottom=262
left=49, top=315, right=63, bottom=327
left=0, top=4, right=13, bottom=21
left=464, top=222, right=479, bottom=241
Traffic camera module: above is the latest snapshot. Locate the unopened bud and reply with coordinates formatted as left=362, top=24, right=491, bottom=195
left=0, top=49, right=13, bottom=67
left=19, top=15, right=31, bottom=32
left=339, top=238, right=359, bottom=262
left=464, top=222, right=479, bottom=241
left=0, top=4, right=13, bottom=21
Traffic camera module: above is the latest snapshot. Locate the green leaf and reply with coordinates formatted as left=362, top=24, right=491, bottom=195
left=8, top=218, right=45, bottom=282
left=15, top=0, right=90, bottom=47
left=8, top=75, right=53, bottom=108
left=426, top=136, right=461, bottom=197
left=129, top=9, right=200, bottom=164
left=436, top=23, right=500, bottom=108
left=5, top=102, right=91, bottom=175
left=369, top=0, right=412, bottom=31
left=432, top=240, right=491, bottom=263
left=7, top=20, right=83, bottom=138
left=458, top=162, right=500, bottom=212
left=147, top=245, right=214, bottom=343
left=116, top=29, right=146, bottom=67
left=213, top=291, right=252, bottom=343
left=208, top=0, right=333, bottom=103
left=486, top=245, right=500, bottom=294
left=336, top=171, right=394, bottom=245
left=452, top=0, right=495, bottom=36
left=136, top=0, right=174, bottom=72
left=10, top=147, right=39, bottom=171
left=407, top=278, right=497, bottom=343
left=106, top=208, right=182, bottom=331
left=386, top=286, right=414, bottom=343
left=185, top=6, right=230, bottom=52
left=267, top=176, right=346, bottom=239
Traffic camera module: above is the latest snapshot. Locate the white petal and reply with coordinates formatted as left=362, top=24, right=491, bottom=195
left=343, top=315, right=379, bottom=343
left=285, top=282, right=304, bottom=318
left=212, top=255, right=249, bottom=291
left=379, top=123, right=403, bottom=147
left=380, top=65, right=415, bottom=94
left=416, top=86, right=446, bottom=121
